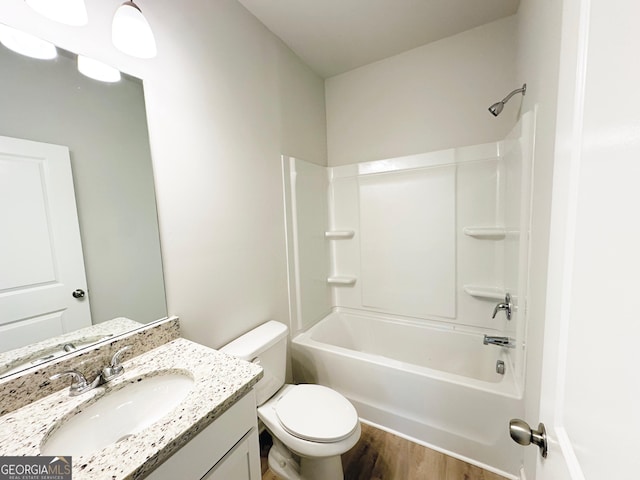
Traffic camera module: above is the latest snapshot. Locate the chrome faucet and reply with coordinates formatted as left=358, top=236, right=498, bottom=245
left=101, top=345, right=132, bottom=382
left=492, top=293, right=512, bottom=320
left=50, top=369, right=100, bottom=396
left=49, top=345, right=132, bottom=397
left=483, top=335, right=515, bottom=348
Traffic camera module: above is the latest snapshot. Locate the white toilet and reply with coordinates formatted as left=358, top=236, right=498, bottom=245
left=221, top=320, right=361, bottom=480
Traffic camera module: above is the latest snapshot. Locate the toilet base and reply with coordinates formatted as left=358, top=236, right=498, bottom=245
left=267, top=437, right=345, bottom=480
left=299, top=455, right=344, bottom=480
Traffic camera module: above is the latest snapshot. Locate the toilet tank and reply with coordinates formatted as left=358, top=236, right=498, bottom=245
left=220, top=320, right=288, bottom=406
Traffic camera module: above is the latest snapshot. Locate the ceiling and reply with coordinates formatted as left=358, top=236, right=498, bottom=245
left=236, top=0, right=520, bottom=78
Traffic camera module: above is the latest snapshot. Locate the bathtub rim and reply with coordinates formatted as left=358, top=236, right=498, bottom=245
left=292, top=307, right=523, bottom=400
left=313, top=306, right=512, bottom=337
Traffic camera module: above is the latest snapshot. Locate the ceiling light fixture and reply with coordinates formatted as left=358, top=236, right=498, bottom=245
left=24, top=0, right=88, bottom=26
left=77, top=55, right=122, bottom=83
left=0, top=24, right=57, bottom=59
left=24, top=0, right=157, bottom=59
left=112, top=1, right=157, bottom=59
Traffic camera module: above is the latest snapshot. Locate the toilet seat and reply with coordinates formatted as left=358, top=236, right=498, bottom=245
left=275, top=384, right=359, bottom=443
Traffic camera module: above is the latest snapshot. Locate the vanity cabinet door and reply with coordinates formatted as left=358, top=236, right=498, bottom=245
left=201, top=429, right=260, bottom=480
left=145, top=391, right=259, bottom=480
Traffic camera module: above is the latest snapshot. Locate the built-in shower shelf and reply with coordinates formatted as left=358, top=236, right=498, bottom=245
left=327, top=276, right=357, bottom=286
left=325, top=230, right=355, bottom=239
left=463, top=285, right=505, bottom=300
left=463, top=227, right=507, bottom=239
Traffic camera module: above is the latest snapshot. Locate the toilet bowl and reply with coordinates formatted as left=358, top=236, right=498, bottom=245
left=221, top=321, right=361, bottom=480
left=259, top=384, right=361, bottom=480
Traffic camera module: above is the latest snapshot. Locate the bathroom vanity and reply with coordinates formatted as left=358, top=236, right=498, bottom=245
left=0, top=330, right=263, bottom=480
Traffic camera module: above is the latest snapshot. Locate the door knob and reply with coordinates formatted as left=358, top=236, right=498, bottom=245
left=72, top=289, right=86, bottom=299
left=509, top=418, right=548, bottom=458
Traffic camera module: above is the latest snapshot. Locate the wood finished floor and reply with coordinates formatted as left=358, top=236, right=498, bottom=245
left=261, top=423, right=508, bottom=480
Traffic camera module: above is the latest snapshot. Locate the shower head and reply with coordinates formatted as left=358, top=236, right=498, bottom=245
left=488, top=102, right=504, bottom=117
left=488, top=83, right=527, bottom=117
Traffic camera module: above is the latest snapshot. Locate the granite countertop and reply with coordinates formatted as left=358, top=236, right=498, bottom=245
left=0, top=338, right=263, bottom=479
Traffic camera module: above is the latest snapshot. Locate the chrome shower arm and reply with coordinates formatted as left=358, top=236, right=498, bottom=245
left=500, top=84, right=527, bottom=104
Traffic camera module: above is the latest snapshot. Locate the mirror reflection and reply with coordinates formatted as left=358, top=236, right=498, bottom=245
left=0, top=27, right=167, bottom=378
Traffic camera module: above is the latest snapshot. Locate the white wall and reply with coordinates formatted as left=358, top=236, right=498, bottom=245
left=515, top=0, right=564, bottom=477
left=142, top=0, right=327, bottom=348
left=325, top=16, right=518, bottom=166
left=0, top=0, right=327, bottom=348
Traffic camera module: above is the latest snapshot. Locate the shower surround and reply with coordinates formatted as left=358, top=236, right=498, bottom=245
left=282, top=112, right=535, bottom=478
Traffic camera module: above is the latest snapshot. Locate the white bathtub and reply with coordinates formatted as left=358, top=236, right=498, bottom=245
left=291, top=309, right=523, bottom=478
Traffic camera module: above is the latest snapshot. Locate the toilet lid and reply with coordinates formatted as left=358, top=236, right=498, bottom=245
left=275, top=384, right=359, bottom=443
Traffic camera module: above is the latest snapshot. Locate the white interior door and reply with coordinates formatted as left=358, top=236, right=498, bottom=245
left=534, top=0, right=640, bottom=478
left=0, top=136, right=91, bottom=351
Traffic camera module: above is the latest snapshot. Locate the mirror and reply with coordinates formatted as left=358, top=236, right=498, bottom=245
left=0, top=27, right=167, bottom=378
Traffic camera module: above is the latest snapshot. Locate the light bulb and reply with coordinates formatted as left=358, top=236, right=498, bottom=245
left=112, top=1, right=157, bottom=59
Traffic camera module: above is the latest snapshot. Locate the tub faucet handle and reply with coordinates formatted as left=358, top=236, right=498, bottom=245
left=492, top=293, right=512, bottom=320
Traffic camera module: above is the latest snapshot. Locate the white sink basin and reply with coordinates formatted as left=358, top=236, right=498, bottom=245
left=41, top=372, right=194, bottom=457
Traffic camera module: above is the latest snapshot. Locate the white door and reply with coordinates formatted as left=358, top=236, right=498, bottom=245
left=533, top=0, right=640, bottom=478
left=0, top=136, right=91, bottom=351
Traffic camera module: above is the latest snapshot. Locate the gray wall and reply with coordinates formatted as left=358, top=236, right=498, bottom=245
left=0, top=46, right=167, bottom=324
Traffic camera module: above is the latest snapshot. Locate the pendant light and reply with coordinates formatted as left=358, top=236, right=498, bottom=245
left=24, top=0, right=88, bottom=26
left=0, top=24, right=57, bottom=59
left=112, top=1, right=157, bottom=59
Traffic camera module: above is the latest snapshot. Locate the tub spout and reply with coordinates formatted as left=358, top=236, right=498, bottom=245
left=483, top=335, right=515, bottom=348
